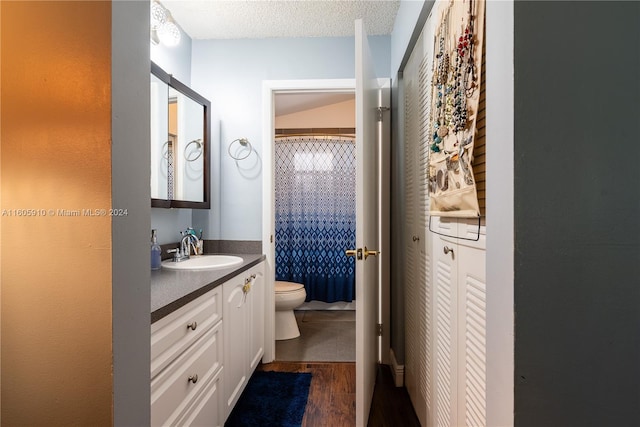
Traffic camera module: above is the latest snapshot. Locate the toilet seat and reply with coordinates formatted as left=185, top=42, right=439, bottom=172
left=275, top=281, right=304, bottom=294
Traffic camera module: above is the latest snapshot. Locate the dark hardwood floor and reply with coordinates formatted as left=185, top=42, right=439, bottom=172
left=368, top=364, right=421, bottom=427
left=257, top=362, right=420, bottom=426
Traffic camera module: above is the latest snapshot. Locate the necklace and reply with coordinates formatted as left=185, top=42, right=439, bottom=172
left=435, top=37, right=449, bottom=86
left=451, top=0, right=477, bottom=133
left=431, top=3, right=452, bottom=153
left=464, top=0, right=478, bottom=98
left=435, top=3, right=451, bottom=86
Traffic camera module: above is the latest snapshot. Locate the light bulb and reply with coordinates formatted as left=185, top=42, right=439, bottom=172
left=158, top=20, right=181, bottom=47
left=150, top=1, right=166, bottom=30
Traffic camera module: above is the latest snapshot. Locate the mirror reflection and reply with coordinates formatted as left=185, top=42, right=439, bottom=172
left=150, top=73, right=169, bottom=200
left=150, top=62, right=210, bottom=209
left=169, top=86, right=205, bottom=202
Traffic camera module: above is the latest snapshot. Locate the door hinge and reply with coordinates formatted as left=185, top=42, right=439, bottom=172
left=376, top=106, right=390, bottom=122
left=377, top=323, right=383, bottom=337
left=270, top=234, right=273, bottom=243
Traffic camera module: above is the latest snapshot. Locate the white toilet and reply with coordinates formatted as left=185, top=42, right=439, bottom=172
left=274, top=281, right=307, bottom=340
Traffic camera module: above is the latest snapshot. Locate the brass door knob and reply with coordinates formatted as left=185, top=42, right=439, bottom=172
left=345, top=248, right=363, bottom=260
left=364, top=247, right=380, bottom=260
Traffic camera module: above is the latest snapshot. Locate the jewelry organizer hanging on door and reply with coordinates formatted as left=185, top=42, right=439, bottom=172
left=428, top=0, right=485, bottom=218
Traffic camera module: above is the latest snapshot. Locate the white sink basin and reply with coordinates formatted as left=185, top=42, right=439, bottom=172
left=161, top=255, right=243, bottom=270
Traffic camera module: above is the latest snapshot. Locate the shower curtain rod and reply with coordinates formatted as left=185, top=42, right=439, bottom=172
left=274, top=133, right=355, bottom=139
left=275, top=127, right=355, bottom=136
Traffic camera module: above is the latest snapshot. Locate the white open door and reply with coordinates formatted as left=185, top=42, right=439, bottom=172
left=354, top=18, right=380, bottom=427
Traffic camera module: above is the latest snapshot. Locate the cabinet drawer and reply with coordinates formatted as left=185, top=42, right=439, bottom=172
left=175, top=367, right=224, bottom=427
left=151, top=320, right=223, bottom=426
left=151, top=286, right=221, bottom=378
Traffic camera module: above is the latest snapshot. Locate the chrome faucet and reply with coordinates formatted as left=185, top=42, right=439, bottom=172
left=168, top=228, right=201, bottom=262
left=185, top=228, right=201, bottom=256
left=181, top=232, right=200, bottom=258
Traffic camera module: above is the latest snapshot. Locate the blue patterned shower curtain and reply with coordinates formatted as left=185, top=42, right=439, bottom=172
left=275, top=136, right=356, bottom=303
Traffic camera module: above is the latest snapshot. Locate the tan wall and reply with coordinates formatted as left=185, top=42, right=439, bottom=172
left=169, top=101, right=177, bottom=136
left=1, top=2, right=113, bottom=425
left=275, top=98, right=355, bottom=129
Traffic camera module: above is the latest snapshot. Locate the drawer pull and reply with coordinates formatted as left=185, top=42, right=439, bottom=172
left=188, top=374, right=198, bottom=384
left=187, top=321, right=198, bottom=331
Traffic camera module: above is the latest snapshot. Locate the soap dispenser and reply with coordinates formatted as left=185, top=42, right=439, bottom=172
left=151, top=229, right=162, bottom=270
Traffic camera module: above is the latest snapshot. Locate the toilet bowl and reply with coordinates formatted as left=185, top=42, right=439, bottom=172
left=275, top=281, right=306, bottom=340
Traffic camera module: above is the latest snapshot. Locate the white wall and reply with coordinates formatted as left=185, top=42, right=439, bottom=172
left=191, top=36, right=390, bottom=240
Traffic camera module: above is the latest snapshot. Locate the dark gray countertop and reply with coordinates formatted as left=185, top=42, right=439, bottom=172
left=151, top=253, right=265, bottom=323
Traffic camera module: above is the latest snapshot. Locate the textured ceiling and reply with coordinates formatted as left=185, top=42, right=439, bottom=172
left=162, top=0, right=401, bottom=40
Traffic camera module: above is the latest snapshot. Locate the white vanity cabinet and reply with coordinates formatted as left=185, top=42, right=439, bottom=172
left=151, top=286, right=224, bottom=427
left=222, top=262, right=265, bottom=420
left=150, top=260, right=265, bottom=426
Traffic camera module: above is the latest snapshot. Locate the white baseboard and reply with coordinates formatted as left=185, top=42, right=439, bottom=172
left=389, top=348, right=404, bottom=387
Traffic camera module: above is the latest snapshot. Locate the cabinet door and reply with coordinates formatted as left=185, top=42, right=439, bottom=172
left=432, top=235, right=459, bottom=427
left=433, top=229, right=487, bottom=427
left=248, top=263, right=265, bottom=371
left=223, top=277, right=248, bottom=417
left=181, top=368, right=224, bottom=427
left=457, top=241, right=487, bottom=427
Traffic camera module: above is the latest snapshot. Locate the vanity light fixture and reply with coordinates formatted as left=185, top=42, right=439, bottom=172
left=150, top=1, right=166, bottom=30
left=150, top=1, right=181, bottom=47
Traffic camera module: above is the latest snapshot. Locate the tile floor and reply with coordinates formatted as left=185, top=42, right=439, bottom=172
left=276, top=310, right=356, bottom=362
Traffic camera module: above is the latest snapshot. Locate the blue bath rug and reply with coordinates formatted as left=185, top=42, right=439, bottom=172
left=225, top=371, right=312, bottom=427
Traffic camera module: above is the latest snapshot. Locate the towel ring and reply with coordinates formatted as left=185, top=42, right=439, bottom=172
left=184, top=139, right=203, bottom=162
left=228, top=138, right=252, bottom=161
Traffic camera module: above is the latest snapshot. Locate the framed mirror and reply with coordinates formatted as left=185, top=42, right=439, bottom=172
left=150, top=61, right=210, bottom=209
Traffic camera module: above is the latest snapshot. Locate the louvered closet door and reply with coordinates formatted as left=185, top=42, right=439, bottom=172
left=403, top=16, right=435, bottom=427
left=403, top=1, right=489, bottom=423
left=404, top=60, right=425, bottom=426
left=416, top=25, right=435, bottom=427
left=432, top=234, right=458, bottom=427
left=456, top=225, right=487, bottom=427
left=431, top=219, right=487, bottom=427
